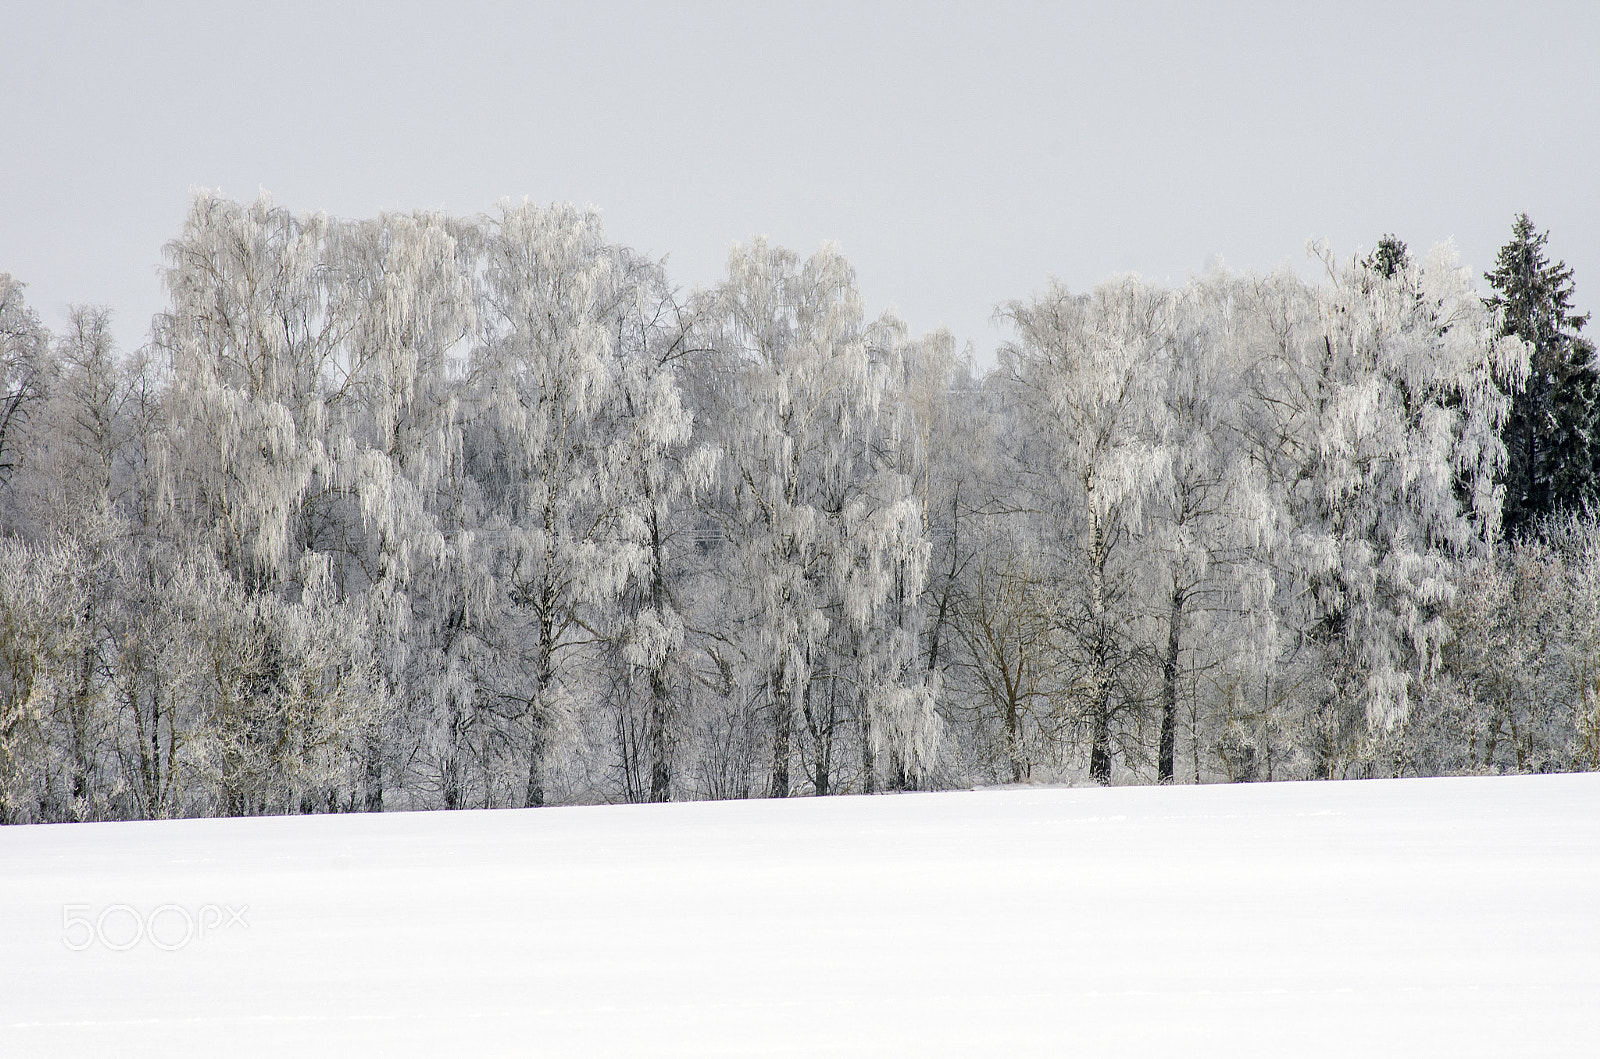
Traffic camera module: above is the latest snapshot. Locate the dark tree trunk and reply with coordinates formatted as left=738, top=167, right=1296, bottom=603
left=645, top=511, right=673, bottom=803
left=364, top=737, right=384, bottom=812
left=1089, top=694, right=1112, bottom=785
left=647, top=665, right=672, bottom=802
left=524, top=661, right=549, bottom=809
left=860, top=704, right=876, bottom=795
left=1088, top=519, right=1113, bottom=786
left=769, top=675, right=792, bottom=799
left=805, top=677, right=834, bottom=796
left=858, top=665, right=875, bottom=794
left=1158, top=588, right=1184, bottom=784
left=525, top=724, right=546, bottom=808
left=71, top=625, right=95, bottom=815
left=1005, top=695, right=1023, bottom=784
left=443, top=755, right=460, bottom=810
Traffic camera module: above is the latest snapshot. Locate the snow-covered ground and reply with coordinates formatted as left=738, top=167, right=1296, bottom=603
left=3, top=774, right=1597, bottom=1056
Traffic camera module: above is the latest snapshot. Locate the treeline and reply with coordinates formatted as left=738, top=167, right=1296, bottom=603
left=0, top=195, right=1596, bottom=823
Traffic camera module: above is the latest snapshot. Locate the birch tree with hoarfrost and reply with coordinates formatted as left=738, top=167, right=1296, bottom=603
left=1245, top=245, right=1526, bottom=776
left=1000, top=278, right=1172, bottom=784
left=0, top=537, right=87, bottom=823
left=700, top=239, right=938, bottom=797
left=155, top=192, right=385, bottom=812
left=467, top=202, right=690, bottom=807
left=600, top=259, right=713, bottom=803
left=1144, top=276, right=1266, bottom=783
left=27, top=308, right=128, bottom=819
left=331, top=210, right=478, bottom=810
left=0, top=275, right=49, bottom=497
left=157, top=192, right=337, bottom=585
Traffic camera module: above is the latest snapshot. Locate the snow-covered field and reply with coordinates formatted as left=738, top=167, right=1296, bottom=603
left=3, top=774, right=1597, bottom=1057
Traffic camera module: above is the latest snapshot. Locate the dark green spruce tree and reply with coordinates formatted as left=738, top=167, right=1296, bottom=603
left=1485, top=213, right=1597, bottom=537
left=1368, top=233, right=1410, bottom=279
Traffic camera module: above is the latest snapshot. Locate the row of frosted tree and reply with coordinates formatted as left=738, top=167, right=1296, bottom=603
left=1, top=195, right=1596, bottom=822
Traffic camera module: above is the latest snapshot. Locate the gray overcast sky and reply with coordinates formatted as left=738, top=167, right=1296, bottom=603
left=4, top=0, right=1598, bottom=365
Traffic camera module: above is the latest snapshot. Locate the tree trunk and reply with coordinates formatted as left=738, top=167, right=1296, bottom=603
left=645, top=513, right=673, bottom=803
left=806, top=677, right=833, bottom=796
left=526, top=505, right=557, bottom=810
left=860, top=686, right=876, bottom=795
left=524, top=676, right=550, bottom=809
left=1089, top=698, right=1112, bottom=785
left=1158, top=588, right=1184, bottom=784
left=647, top=665, right=671, bottom=803
left=769, top=673, right=792, bottom=799
left=1088, top=519, right=1113, bottom=786
left=443, top=692, right=465, bottom=810
left=524, top=723, right=546, bottom=809
left=71, top=624, right=95, bottom=816
left=364, top=736, right=384, bottom=812
left=443, top=754, right=460, bottom=810
left=1005, top=694, right=1023, bottom=784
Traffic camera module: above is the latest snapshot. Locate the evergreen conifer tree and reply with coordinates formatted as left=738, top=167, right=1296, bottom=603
left=1486, top=213, right=1596, bottom=535
left=1368, top=234, right=1410, bottom=279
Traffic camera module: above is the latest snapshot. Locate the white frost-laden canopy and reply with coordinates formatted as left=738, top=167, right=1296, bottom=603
left=2, top=193, right=1582, bottom=820
left=694, top=239, right=940, bottom=796
left=1246, top=243, right=1524, bottom=743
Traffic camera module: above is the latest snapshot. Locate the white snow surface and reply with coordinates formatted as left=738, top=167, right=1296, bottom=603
left=3, top=774, right=1598, bottom=1056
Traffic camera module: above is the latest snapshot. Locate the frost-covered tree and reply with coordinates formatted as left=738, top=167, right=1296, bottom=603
left=1244, top=245, right=1524, bottom=777
left=330, top=210, right=478, bottom=810
left=951, top=529, right=1059, bottom=783
left=156, top=191, right=344, bottom=584
left=34, top=309, right=128, bottom=817
left=0, top=304, right=159, bottom=820
left=999, top=278, right=1172, bottom=784
left=865, top=327, right=970, bottom=790
left=154, top=192, right=386, bottom=811
left=467, top=202, right=690, bottom=807
left=0, top=275, right=49, bottom=497
left=1485, top=213, right=1596, bottom=536
left=1558, top=519, right=1600, bottom=771
left=698, top=239, right=938, bottom=797
left=834, top=357, right=938, bottom=794
left=103, top=544, right=211, bottom=819
left=601, top=261, right=713, bottom=803
left=170, top=552, right=380, bottom=817
left=99, top=337, right=217, bottom=820
left=1427, top=539, right=1567, bottom=773
left=1145, top=275, right=1268, bottom=783
left=899, top=331, right=975, bottom=687
left=0, top=536, right=87, bottom=823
